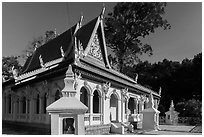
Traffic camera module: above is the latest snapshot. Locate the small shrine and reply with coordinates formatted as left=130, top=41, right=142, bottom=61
left=165, top=100, right=179, bottom=125
left=141, top=91, right=160, bottom=131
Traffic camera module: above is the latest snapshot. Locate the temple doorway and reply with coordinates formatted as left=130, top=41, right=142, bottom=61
left=110, top=94, right=118, bottom=122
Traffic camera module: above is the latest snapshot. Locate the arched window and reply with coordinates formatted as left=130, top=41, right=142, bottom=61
left=93, top=90, right=100, bottom=113
left=8, top=95, right=12, bottom=114
left=17, top=98, right=19, bottom=114
left=43, top=93, right=47, bottom=114
left=36, top=94, right=40, bottom=114
left=22, top=96, right=26, bottom=114
left=55, top=90, right=61, bottom=101
left=80, top=87, right=89, bottom=112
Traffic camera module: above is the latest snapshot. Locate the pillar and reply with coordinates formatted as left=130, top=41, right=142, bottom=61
left=89, top=94, right=93, bottom=125
left=118, top=99, right=122, bottom=122
left=29, top=98, right=34, bottom=122
left=2, top=95, right=5, bottom=116
left=121, top=98, right=125, bottom=122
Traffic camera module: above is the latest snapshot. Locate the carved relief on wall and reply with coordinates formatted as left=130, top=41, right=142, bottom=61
left=121, top=88, right=129, bottom=102
left=102, top=82, right=111, bottom=99
left=88, top=33, right=103, bottom=61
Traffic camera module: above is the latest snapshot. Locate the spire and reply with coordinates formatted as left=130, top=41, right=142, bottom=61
left=39, top=55, right=45, bottom=68
left=60, top=46, right=65, bottom=57
left=54, top=28, right=57, bottom=37
left=79, top=13, right=83, bottom=28
left=135, top=73, right=138, bottom=83
left=100, top=5, right=105, bottom=19
left=159, top=87, right=162, bottom=96
left=34, top=43, right=38, bottom=51
left=170, top=100, right=174, bottom=108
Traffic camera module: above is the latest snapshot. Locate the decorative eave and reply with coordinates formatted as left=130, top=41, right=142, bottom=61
left=16, top=57, right=63, bottom=84
left=75, top=59, right=160, bottom=98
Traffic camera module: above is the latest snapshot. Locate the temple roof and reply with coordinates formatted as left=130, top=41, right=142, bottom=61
left=22, top=24, right=77, bottom=73
left=4, top=10, right=160, bottom=98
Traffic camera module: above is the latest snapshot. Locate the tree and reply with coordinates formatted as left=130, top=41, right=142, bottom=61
left=175, top=99, right=202, bottom=117
left=22, top=30, right=56, bottom=59
left=105, top=2, right=171, bottom=73
left=2, top=56, right=22, bottom=81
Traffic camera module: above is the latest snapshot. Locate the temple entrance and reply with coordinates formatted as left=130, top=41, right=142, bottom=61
left=128, top=97, right=135, bottom=114
left=110, top=94, right=118, bottom=122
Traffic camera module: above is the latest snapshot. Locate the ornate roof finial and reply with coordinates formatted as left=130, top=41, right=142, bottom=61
left=60, top=46, right=65, bottom=57
left=159, top=87, right=162, bottom=96
left=135, top=73, right=138, bottom=83
left=34, top=43, right=38, bottom=51
left=170, top=100, right=174, bottom=108
left=11, top=66, right=18, bottom=80
left=100, top=5, right=106, bottom=19
left=39, top=55, right=45, bottom=68
left=54, top=28, right=57, bottom=37
left=79, top=13, right=83, bottom=28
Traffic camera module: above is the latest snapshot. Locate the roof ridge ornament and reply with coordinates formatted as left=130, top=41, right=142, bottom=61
left=39, top=55, right=45, bottom=68
left=100, top=4, right=105, bottom=20
left=11, top=66, right=19, bottom=81
left=135, top=73, right=138, bottom=83
left=60, top=46, right=65, bottom=57
left=159, top=87, right=162, bottom=96
left=79, top=13, right=83, bottom=28
left=54, top=28, right=57, bottom=37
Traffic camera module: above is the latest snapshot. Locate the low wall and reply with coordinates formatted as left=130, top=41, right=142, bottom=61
left=159, top=116, right=202, bottom=125
left=85, top=124, right=111, bottom=135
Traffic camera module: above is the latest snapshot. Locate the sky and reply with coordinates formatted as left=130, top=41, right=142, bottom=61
left=2, top=2, right=202, bottom=65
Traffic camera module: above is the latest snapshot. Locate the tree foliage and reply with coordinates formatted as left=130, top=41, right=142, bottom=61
left=125, top=53, right=202, bottom=115
left=175, top=99, right=202, bottom=117
left=2, top=56, right=22, bottom=81
left=105, top=2, right=171, bottom=72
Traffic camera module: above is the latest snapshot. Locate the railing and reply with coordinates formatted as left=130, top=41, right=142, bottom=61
left=84, top=113, right=90, bottom=121
left=92, top=113, right=102, bottom=121
left=159, top=116, right=166, bottom=124
left=159, top=116, right=201, bottom=125
left=128, top=114, right=143, bottom=122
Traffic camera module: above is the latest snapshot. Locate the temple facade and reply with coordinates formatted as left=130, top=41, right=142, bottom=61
left=2, top=9, right=160, bottom=135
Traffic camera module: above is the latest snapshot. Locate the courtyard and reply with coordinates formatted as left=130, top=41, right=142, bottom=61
left=2, top=123, right=202, bottom=135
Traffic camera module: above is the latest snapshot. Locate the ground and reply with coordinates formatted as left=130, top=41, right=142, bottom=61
left=2, top=123, right=202, bottom=135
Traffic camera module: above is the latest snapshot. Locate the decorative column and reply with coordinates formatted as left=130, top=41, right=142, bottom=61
left=102, top=82, right=111, bottom=124
left=2, top=95, right=5, bottom=117
left=89, top=93, right=93, bottom=125
left=29, top=98, right=34, bottom=122
left=121, top=88, right=129, bottom=122
left=118, top=98, right=122, bottom=122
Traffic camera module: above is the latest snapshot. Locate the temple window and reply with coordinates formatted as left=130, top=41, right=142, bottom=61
left=8, top=94, right=12, bottom=114
left=22, top=96, right=26, bottom=114
left=17, top=99, right=19, bottom=114
left=137, top=103, right=140, bottom=114
left=93, top=90, right=100, bottom=113
left=43, top=93, right=47, bottom=114
left=36, top=94, right=40, bottom=114
left=80, top=87, right=89, bottom=113
left=128, top=97, right=135, bottom=114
